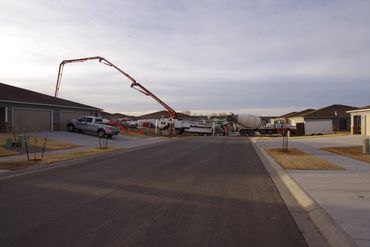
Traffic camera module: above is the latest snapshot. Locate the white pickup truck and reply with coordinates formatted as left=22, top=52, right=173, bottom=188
left=67, top=116, right=120, bottom=138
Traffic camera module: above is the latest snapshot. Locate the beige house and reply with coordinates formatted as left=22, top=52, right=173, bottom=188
left=347, top=105, right=370, bottom=136
left=287, top=109, right=316, bottom=126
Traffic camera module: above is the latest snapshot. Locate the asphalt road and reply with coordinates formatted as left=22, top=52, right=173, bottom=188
left=0, top=137, right=308, bottom=247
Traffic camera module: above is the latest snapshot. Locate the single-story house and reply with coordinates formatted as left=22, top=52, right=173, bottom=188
left=347, top=105, right=370, bottom=136
left=286, top=104, right=357, bottom=135
left=278, top=111, right=298, bottom=124
left=0, top=82, right=102, bottom=133
left=287, top=109, right=316, bottom=126
left=101, top=112, right=134, bottom=121
left=136, top=110, right=201, bottom=128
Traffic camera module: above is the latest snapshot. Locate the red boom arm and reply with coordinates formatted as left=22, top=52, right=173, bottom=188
left=55, top=56, right=177, bottom=119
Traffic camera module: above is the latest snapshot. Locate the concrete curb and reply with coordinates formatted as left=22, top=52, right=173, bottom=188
left=250, top=139, right=359, bottom=247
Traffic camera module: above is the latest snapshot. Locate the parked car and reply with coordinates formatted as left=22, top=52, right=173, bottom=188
left=67, top=116, right=120, bottom=138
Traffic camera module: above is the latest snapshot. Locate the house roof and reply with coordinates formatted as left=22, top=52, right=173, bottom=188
left=0, top=82, right=101, bottom=111
left=101, top=112, right=134, bottom=119
left=137, top=110, right=199, bottom=120
left=304, top=104, right=357, bottom=118
left=347, top=104, right=370, bottom=113
left=279, top=111, right=298, bottom=118
left=357, top=105, right=370, bottom=110
left=287, top=109, right=316, bottom=118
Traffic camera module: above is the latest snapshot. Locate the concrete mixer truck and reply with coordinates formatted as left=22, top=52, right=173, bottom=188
left=225, top=113, right=296, bottom=136
left=225, top=114, right=261, bottom=136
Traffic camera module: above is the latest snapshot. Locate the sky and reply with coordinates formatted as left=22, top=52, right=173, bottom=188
left=1, top=0, right=370, bottom=116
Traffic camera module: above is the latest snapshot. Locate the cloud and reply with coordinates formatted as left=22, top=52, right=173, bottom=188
left=0, top=0, right=369, bottom=115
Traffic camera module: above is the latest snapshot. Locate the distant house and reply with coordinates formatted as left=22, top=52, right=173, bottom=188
left=279, top=111, right=298, bottom=119
left=287, top=104, right=357, bottom=135
left=0, top=82, right=101, bottom=133
left=287, top=109, right=316, bottom=126
left=347, top=105, right=370, bottom=136
left=137, top=110, right=199, bottom=120
left=136, top=110, right=201, bottom=128
left=101, top=112, right=134, bottom=121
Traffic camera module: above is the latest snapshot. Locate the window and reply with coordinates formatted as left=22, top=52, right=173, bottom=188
left=0, top=107, right=5, bottom=121
left=354, top=115, right=361, bottom=127
left=78, top=117, right=88, bottom=122
left=86, top=117, right=93, bottom=123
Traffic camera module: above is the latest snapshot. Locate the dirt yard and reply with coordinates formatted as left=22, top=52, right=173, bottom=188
left=322, top=146, right=370, bottom=164
left=267, top=148, right=344, bottom=170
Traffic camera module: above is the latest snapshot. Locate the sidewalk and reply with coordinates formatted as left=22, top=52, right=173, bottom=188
left=255, top=135, right=370, bottom=247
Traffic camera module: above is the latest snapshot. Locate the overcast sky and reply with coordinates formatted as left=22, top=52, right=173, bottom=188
left=1, top=0, right=369, bottom=116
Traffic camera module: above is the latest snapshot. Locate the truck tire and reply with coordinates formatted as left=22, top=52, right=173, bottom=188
left=67, top=124, right=75, bottom=132
left=97, top=129, right=106, bottom=138
left=248, top=130, right=255, bottom=136
left=239, top=129, right=247, bottom=136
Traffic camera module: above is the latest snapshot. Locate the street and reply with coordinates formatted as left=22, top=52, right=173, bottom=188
left=0, top=137, right=307, bottom=247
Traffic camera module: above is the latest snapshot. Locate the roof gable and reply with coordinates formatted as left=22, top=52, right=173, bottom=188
left=279, top=111, right=298, bottom=118
left=0, top=82, right=101, bottom=110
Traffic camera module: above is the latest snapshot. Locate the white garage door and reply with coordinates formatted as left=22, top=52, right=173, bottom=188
left=305, top=119, right=333, bottom=135
left=13, top=108, right=52, bottom=133
left=60, top=111, right=86, bottom=131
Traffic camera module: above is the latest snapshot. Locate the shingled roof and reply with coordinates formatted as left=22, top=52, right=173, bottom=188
left=279, top=111, right=298, bottom=118
left=304, top=104, right=357, bottom=118
left=357, top=105, right=370, bottom=110
left=0, top=82, right=101, bottom=110
left=287, top=109, right=316, bottom=118
left=347, top=104, right=370, bottom=113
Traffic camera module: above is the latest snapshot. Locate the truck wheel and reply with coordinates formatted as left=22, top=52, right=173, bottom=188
left=67, top=124, right=75, bottom=132
left=268, top=129, right=273, bottom=135
left=239, top=130, right=247, bottom=136
left=97, top=129, right=106, bottom=138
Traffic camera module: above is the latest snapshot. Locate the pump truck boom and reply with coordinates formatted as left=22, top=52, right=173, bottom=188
left=54, top=56, right=177, bottom=119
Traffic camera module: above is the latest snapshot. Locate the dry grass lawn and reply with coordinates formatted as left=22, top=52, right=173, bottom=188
left=322, top=146, right=370, bottom=164
left=0, top=133, right=78, bottom=157
left=0, top=148, right=120, bottom=170
left=267, top=148, right=344, bottom=170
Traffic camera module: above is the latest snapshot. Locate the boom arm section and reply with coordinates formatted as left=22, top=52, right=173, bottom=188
left=55, top=56, right=177, bottom=119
